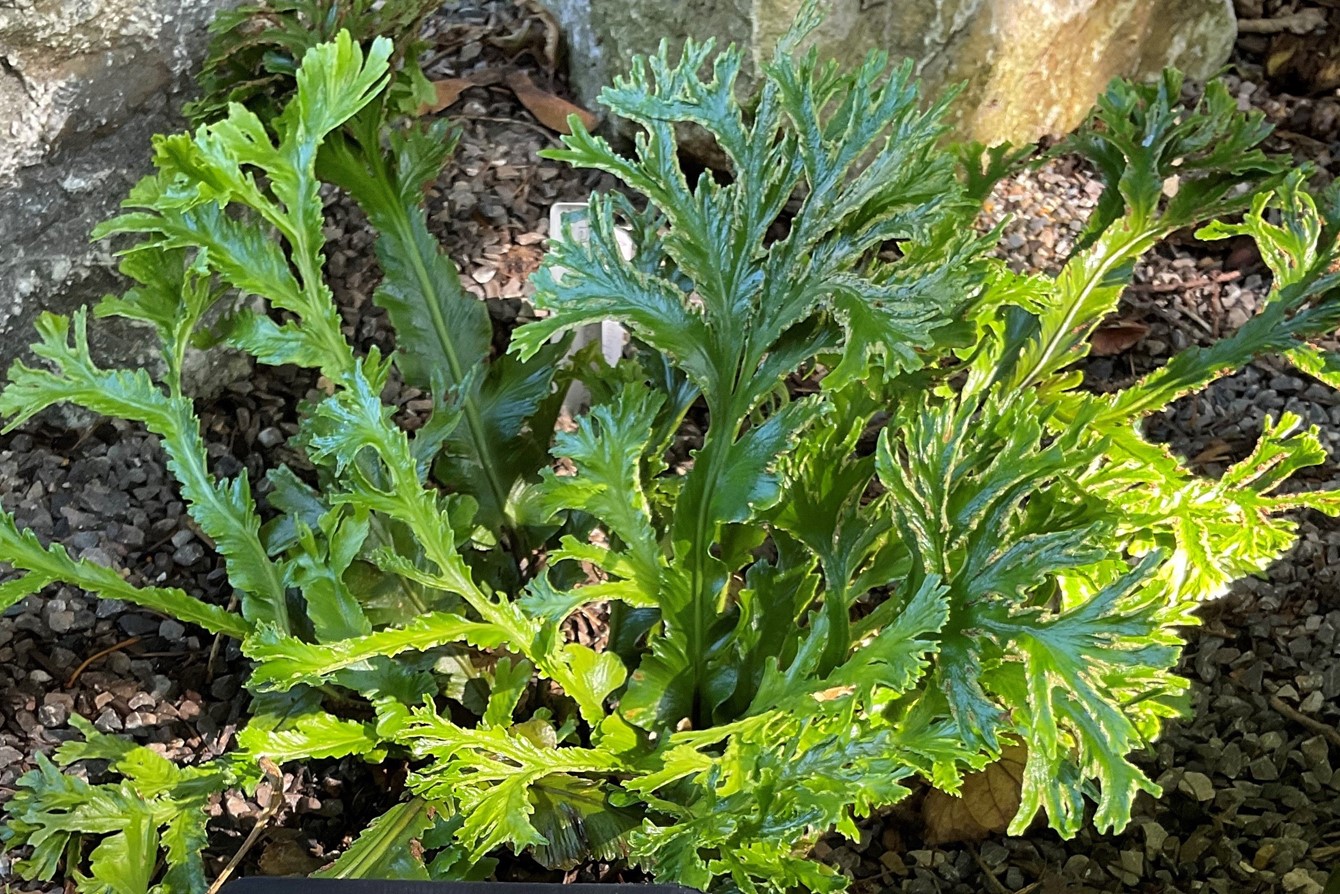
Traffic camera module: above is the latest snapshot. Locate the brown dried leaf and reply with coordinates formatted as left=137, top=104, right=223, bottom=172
left=507, top=70, right=598, bottom=134
left=923, top=744, right=1027, bottom=844
left=423, top=77, right=478, bottom=114
left=1191, top=438, right=1234, bottom=466
left=498, top=243, right=544, bottom=282
left=1090, top=319, right=1150, bottom=356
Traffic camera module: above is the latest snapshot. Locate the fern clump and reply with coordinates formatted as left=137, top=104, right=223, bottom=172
left=3, top=6, right=1340, bottom=893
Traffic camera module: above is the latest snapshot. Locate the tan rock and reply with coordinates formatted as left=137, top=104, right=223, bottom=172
left=544, top=0, right=1237, bottom=147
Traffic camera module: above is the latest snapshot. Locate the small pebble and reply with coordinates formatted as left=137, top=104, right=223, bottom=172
left=92, top=708, right=123, bottom=733
left=37, top=703, right=69, bottom=728
left=1282, top=868, right=1325, bottom=894
left=1300, top=736, right=1330, bottom=768
left=159, top=619, right=187, bottom=642
left=980, top=842, right=1009, bottom=867
left=172, top=542, right=205, bottom=565
left=257, top=427, right=285, bottom=448
left=1179, top=771, right=1216, bottom=802
left=45, top=607, right=76, bottom=634
left=118, top=614, right=161, bottom=636
left=123, top=711, right=154, bottom=730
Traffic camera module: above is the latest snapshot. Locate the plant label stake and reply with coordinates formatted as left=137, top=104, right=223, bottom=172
left=546, top=201, right=631, bottom=412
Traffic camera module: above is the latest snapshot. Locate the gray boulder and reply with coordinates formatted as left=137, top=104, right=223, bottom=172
left=544, top=0, right=1237, bottom=148
left=0, top=0, right=244, bottom=398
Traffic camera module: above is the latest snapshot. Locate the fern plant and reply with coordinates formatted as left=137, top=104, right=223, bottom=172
left=5, top=5, right=1340, bottom=893
left=0, top=30, right=573, bottom=886
left=197, top=0, right=570, bottom=563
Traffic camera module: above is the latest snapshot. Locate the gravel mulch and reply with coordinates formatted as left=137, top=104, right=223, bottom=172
left=3, top=1, right=1340, bottom=891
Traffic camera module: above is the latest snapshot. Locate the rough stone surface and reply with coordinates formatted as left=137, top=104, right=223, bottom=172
left=0, top=0, right=240, bottom=397
left=544, top=0, right=1237, bottom=148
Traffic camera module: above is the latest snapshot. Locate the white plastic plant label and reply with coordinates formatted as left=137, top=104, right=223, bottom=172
left=546, top=200, right=633, bottom=411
